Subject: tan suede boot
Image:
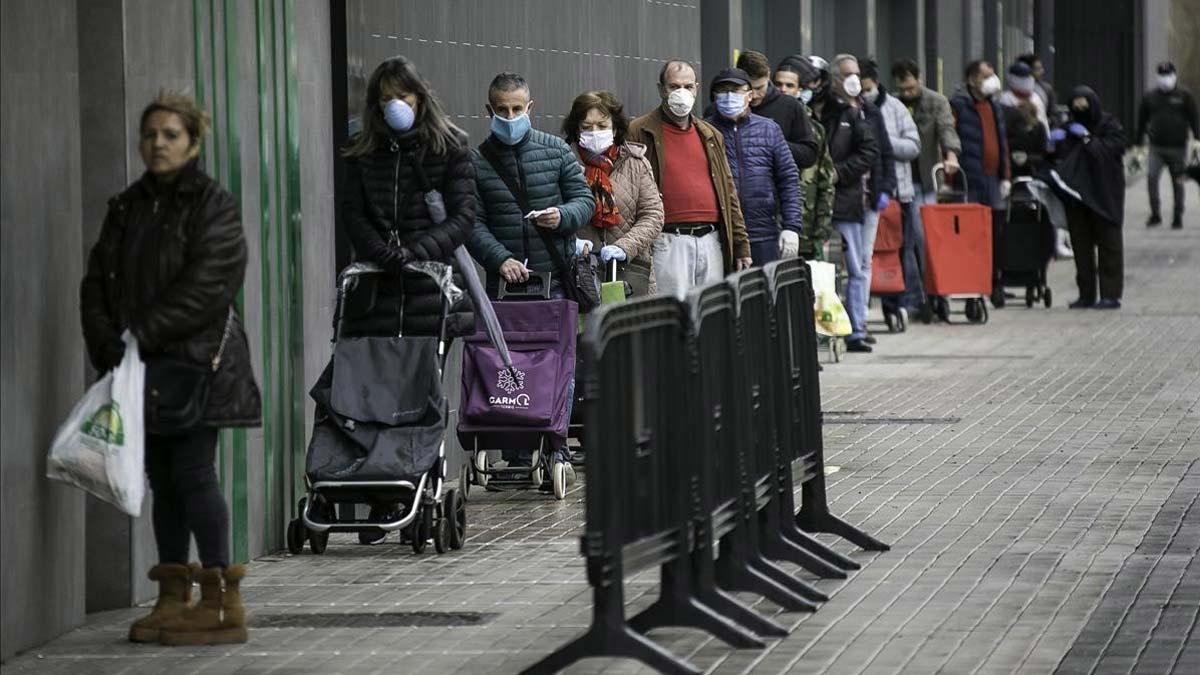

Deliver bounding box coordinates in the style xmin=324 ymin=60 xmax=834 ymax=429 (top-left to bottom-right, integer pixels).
xmin=159 ymin=564 xmax=247 ymax=646
xmin=128 ymin=563 xmax=194 ymax=643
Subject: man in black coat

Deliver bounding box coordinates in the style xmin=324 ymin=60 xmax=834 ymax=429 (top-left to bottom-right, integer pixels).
xmin=1137 ymin=61 xmax=1200 ymax=229
xmin=736 ymin=50 xmax=820 ymax=171
xmin=1049 ymin=86 xmax=1126 ymax=309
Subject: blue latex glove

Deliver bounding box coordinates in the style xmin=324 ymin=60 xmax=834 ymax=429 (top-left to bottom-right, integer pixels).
xmin=876 ymin=192 xmax=890 ymax=212
xmin=599 ymin=245 xmax=627 ymax=263
xmin=1067 ymin=122 xmax=1088 ymax=137
xmin=1049 ymin=128 xmax=1067 ymax=143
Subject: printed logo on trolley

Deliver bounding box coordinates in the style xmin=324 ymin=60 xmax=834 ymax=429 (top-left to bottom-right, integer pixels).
xmin=491 ymin=367 xmax=530 ymax=409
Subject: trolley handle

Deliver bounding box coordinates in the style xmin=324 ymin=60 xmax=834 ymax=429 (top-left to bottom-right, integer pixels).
xmin=931 ymin=162 xmax=970 ymax=204
xmin=498 ymin=269 xmax=553 ymax=300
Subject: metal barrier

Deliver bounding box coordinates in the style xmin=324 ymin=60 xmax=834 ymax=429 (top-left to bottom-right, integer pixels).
xmin=523 ymin=258 xmax=888 ymax=674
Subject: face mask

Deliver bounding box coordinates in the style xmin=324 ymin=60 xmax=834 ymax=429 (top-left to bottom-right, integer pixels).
xmin=862 ymin=87 xmax=879 ymax=103
xmin=843 ymin=74 xmax=862 ymax=97
xmin=979 ymin=74 xmax=1002 ymax=97
xmin=490 ymin=111 xmax=531 ymax=145
xmin=715 ymin=92 xmax=747 ymax=119
xmin=383 ymin=98 xmax=415 ymax=132
xmin=1158 ymin=73 xmax=1178 ymax=91
xmin=800 ymin=89 xmax=813 ymax=105
xmin=666 ymin=88 xmax=696 ymax=118
xmin=579 ymin=129 xmax=614 ymax=154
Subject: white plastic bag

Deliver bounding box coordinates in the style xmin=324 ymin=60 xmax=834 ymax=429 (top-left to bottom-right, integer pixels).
xmin=47 ymin=331 xmax=145 ymax=516
xmin=807 ymin=260 xmax=852 ymax=337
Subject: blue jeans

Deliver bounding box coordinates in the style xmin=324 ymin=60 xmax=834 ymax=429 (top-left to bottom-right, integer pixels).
xmin=883 ymin=200 xmax=925 ymax=312
xmin=834 ymin=220 xmax=867 ymax=341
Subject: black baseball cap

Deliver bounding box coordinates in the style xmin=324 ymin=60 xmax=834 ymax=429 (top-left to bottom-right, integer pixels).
xmin=1157 ymin=61 xmax=1176 ymax=75
xmin=711 ymin=68 xmax=752 ymax=88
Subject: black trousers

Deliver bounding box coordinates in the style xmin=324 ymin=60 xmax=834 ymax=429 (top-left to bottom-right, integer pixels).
xmin=145 ymin=428 xmax=230 ymax=568
xmin=1066 ymin=204 xmax=1124 ymax=302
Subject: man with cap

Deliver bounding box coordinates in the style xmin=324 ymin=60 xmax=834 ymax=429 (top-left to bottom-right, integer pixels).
xmin=628 ymin=60 xmax=752 ymax=296
xmin=1137 ymin=61 xmax=1200 ymax=229
xmin=703 ymin=67 xmax=803 ymax=267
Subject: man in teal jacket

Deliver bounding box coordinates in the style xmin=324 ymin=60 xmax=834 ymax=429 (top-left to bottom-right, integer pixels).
xmin=469 ymin=72 xmax=595 ymax=293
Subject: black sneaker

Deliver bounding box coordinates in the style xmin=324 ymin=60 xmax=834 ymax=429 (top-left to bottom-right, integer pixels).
xmin=1068 ymin=298 xmax=1094 ymax=309
xmin=1171 ymin=218 xmax=1183 ymax=230
xmin=846 ymin=339 xmax=874 ymax=353
xmin=1147 ymin=215 xmax=1162 ymax=227
xmin=358 ymin=528 xmax=387 ymax=545
xmin=1094 ymin=298 xmax=1121 ymax=310
xmin=863 ymin=334 xmax=877 ymax=344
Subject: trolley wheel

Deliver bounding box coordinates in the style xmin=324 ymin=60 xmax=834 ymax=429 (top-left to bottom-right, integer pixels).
xmin=445 ymin=488 xmax=466 ymax=550
xmin=884 ymin=309 xmax=898 ymax=333
xmin=1025 ymin=286 xmax=1036 ymax=308
xmin=459 ymin=461 xmax=471 ymax=502
xmin=552 ymin=461 xmax=568 ymax=500
xmin=286 ymin=518 xmax=305 ymax=555
xmin=1043 ymin=287 xmax=1053 ymax=308
xmin=918 ymin=301 xmax=934 ymax=324
xmin=991 ymin=287 xmax=1006 ymax=309
xmin=980 ymin=301 xmax=990 ymax=324
xmin=309 ymin=529 xmax=329 ymax=555
xmin=531 ymin=464 xmax=544 ymax=488
xmin=965 ymin=298 xmax=981 ymax=322
xmin=473 ymin=451 xmax=488 ymax=488
xmin=433 ymin=513 xmax=451 ymax=554
xmin=934 ymin=297 xmax=951 ymax=323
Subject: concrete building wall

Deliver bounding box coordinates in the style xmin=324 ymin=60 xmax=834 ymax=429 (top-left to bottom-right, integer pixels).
xmin=1 ymin=0 xmax=87 ymax=660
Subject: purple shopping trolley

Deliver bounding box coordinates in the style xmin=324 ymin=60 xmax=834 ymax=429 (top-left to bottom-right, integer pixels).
xmin=458 ymin=273 xmax=578 ymax=499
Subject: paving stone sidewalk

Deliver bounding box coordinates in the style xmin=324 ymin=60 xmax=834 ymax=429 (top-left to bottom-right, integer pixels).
xmin=3 ymin=185 xmax=1197 ymax=675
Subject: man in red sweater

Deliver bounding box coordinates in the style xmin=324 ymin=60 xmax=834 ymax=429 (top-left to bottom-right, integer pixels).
xmin=628 ymin=60 xmax=751 ymax=296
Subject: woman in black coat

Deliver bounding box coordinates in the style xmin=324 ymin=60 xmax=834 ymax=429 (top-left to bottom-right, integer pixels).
xmin=340 ymin=56 xmax=477 ymax=338
xmin=1049 ymin=86 xmax=1127 ymax=309
xmin=80 ymin=92 xmax=261 ymax=646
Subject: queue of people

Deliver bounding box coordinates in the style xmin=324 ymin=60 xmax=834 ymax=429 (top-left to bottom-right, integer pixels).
xmin=77 ymin=47 xmax=1172 ymax=647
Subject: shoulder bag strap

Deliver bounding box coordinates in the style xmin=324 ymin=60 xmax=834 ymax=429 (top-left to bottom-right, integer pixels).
xmin=478 ymin=141 xmax=572 ymax=277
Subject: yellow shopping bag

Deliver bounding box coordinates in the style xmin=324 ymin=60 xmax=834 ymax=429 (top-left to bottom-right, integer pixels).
xmin=807 ymin=260 xmax=852 ymax=337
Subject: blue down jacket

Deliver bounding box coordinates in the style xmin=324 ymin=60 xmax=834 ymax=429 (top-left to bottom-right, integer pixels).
xmin=704 ymin=111 xmax=802 ymax=242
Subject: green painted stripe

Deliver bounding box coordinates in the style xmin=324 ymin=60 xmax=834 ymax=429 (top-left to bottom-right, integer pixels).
xmin=253 ymin=0 xmax=277 ymax=544
xmin=223 ymin=0 xmax=249 ymax=565
xmin=208 ymin=0 xmax=226 ymax=495
xmin=283 ymin=0 xmax=306 ymax=514
xmin=269 ymin=0 xmax=294 ymax=516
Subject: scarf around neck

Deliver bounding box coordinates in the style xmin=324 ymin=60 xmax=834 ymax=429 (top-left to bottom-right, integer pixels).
xmin=583 ymin=144 xmax=621 ymax=229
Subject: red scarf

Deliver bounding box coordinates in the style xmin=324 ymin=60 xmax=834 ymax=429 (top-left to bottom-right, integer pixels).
xmin=583 ymin=145 xmax=621 ymax=229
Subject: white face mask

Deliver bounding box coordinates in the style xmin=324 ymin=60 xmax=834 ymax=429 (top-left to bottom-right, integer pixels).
xmin=579 ymin=129 xmax=615 ymax=154
xmin=980 ymin=74 xmax=1002 ymax=97
xmin=843 ymin=74 xmax=862 ymax=97
xmin=1158 ymin=73 xmax=1178 ymax=91
xmin=666 ymin=88 xmax=696 ymax=118
xmin=862 ymin=87 xmax=879 ymax=103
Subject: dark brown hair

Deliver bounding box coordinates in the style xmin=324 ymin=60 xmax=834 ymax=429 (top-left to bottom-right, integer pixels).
xmin=736 ymin=50 xmax=771 ymax=79
xmin=561 ymin=91 xmax=629 ymax=147
xmin=343 ymin=56 xmax=464 ymax=158
xmin=140 ymin=90 xmax=210 ymax=146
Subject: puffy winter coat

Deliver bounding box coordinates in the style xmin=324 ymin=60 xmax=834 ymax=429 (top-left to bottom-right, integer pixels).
xmin=704 ymin=111 xmax=802 ymax=242
xmin=80 ymin=161 xmax=261 ymax=427
xmin=751 ymin=85 xmax=820 ymax=170
xmin=871 ymin=88 xmax=922 ymax=202
xmin=468 ymin=129 xmax=594 ymax=290
xmin=573 ymin=142 xmax=664 ymax=296
xmin=340 ymin=129 xmax=477 ymax=337
xmin=950 ymin=90 xmax=1011 ymax=183
xmin=817 ymin=96 xmax=880 ymax=223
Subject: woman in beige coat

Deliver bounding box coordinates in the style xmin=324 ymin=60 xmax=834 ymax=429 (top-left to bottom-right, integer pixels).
xmin=563 ymin=91 xmax=664 ymax=296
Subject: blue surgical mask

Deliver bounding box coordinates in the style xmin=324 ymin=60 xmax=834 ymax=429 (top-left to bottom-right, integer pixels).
xmin=800 ymin=89 xmax=813 ymax=105
xmin=490 ymin=112 xmax=531 ymax=145
xmin=715 ymin=92 xmax=747 ymax=119
xmin=383 ymin=98 xmax=415 ymax=132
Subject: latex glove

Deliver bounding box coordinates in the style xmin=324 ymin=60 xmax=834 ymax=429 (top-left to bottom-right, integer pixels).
xmin=1050 ymin=127 xmax=1067 ymax=143
xmin=574 ymin=238 xmax=593 ymax=256
xmin=778 ymin=230 xmax=800 ymax=258
xmin=1000 ymin=180 xmax=1012 ymax=200
xmin=1067 ymin=122 xmax=1089 ymax=137
xmin=876 ymin=192 xmax=890 ymax=212
xmin=599 ymin=245 xmax=627 ymax=263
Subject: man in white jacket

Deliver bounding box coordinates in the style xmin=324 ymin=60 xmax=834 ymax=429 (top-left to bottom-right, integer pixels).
xmin=861 ymin=58 xmax=922 ymax=324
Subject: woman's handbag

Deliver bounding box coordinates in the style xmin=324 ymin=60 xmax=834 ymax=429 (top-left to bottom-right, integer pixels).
xmin=478 ymin=142 xmax=602 ymax=312
xmin=144 ymin=308 xmax=234 ymax=434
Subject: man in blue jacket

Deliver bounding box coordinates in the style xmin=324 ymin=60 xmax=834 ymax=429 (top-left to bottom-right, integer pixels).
xmin=468 ymin=72 xmax=595 ymax=293
xmin=704 ymin=68 xmax=803 ymax=266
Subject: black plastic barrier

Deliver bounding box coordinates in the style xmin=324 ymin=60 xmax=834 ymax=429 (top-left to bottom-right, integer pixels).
xmin=523 ymin=258 xmax=888 ymax=675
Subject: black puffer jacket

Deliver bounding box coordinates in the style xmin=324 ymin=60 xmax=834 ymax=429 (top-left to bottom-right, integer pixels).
xmin=80 ymin=161 xmax=262 ymax=427
xmin=340 ymin=129 xmax=476 ymax=337
xmin=816 ymin=95 xmax=880 ymax=222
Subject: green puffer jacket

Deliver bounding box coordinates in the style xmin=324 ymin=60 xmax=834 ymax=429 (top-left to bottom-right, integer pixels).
xmin=468 ymin=130 xmax=595 ymax=286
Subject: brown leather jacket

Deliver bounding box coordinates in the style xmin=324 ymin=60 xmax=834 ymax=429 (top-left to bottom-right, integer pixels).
xmin=80 ymin=161 xmax=262 ymax=428
xmin=627 ymin=108 xmax=750 ymax=272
